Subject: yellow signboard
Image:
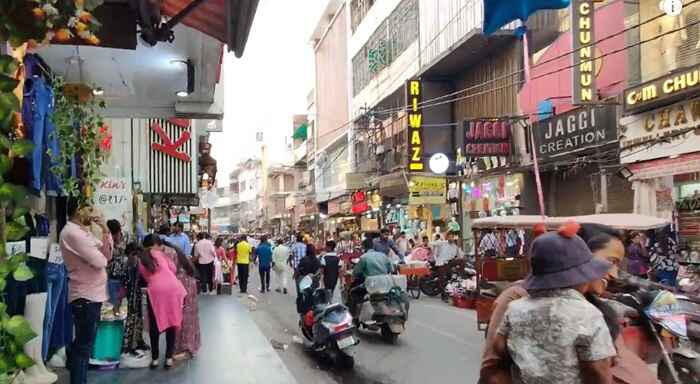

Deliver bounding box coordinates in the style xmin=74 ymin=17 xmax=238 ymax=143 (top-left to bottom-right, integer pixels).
xmin=409 ymin=176 xmax=446 ymax=205
xmin=406 ymin=79 xmax=424 ymax=171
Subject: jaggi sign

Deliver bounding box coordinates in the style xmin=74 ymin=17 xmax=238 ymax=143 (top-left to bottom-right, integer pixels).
xmin=464 ymin=119 xmax=512 ymax=156
xmin=533 ymin=105 xmax=617 ymax=160
xmin=572 ymin=0 xmax=596 ymax=104
xmin=406 ymin=79 xmax=424 ymax=171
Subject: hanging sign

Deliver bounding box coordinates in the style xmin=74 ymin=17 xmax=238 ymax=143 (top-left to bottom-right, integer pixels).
xmin=464 ymin=120 xmax=512 ymax=156
xmin=352 ymin=191 xmax=369 ymax=214
xmin=624 ymin=64 xmax=700 ymax=114
xmin=409 ymin=176 xmax=446 ymax=205
xmin=533 ymin=105 xmax=617 ymax=160
xmin=406 ymin=79 xmax=424 ymax=171
xmin=572 ymin=0 xmax=596 ymax=104
xmin=150 ymin=122 xmax=192 ymax=162
xmin=94 ymin=177 xmax=132 ymax=223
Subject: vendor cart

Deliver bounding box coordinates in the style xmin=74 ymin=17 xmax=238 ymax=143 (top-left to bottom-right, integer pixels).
xmin=399 ymin=262 xmax=430 ymax=299
xmin=473 ymin=213 xmax=670 ymax=332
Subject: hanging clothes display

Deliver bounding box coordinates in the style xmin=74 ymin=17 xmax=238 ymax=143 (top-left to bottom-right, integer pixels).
xmin=44 ymin=261 xmax=72 ymax=359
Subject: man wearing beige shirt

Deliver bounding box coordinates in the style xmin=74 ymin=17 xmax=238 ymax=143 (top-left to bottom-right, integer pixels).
xmin=60 ymin=199 xmax=113 ymax=384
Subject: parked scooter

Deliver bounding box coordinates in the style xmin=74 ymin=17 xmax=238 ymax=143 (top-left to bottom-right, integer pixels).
xmin=611 ymin=285 xmax=700 ymax=384
xmin=345 ymin=274 xmax=409 ymax=343
xmin=298 ymin=274 xmax=357 ymax=369
xmin=419 ymin=259 xmax=476 ymax=301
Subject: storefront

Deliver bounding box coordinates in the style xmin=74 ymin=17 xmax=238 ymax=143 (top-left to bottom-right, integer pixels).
xmin=621 ymin=64 xmax=700 ymax=254
xmin=407 ymin=176 xmax=447 ymax=240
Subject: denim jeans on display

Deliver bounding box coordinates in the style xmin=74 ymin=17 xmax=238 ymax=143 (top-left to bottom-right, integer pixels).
xmin=68 ymin=299 xmax=101 ymax=384
xmin=25 ymin=77 xmax=65 ymax=196
xmin=43 ymin=262 xmax=71 ymax=359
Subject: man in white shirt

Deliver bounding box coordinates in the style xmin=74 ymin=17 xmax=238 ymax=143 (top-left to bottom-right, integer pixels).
xmin=272 ymin=239 xmax=291 ymax=294
xmin=430 ymin=233 xmax=464 ymax=267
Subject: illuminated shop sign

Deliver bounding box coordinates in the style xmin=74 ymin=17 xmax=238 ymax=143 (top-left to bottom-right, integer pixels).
xmin=406 ymin=79 xmax=424 ymax=171
xmin=572 ymin=0 xmax=596 ymax=104
xmin=533 ymin=105 xmax=617 ymax=160
xmin=464 ymin=119 xmax=512 ymax=156
xmin=624 ymin=64 xmax=700 ymax=113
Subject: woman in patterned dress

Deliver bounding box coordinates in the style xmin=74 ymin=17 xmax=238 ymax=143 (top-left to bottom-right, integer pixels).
xmin=153 ymin=235 xmax=202 ymax=359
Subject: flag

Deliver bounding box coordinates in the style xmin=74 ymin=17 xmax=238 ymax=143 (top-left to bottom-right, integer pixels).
xmin=483 ymin=0 xmax=571 ymax=35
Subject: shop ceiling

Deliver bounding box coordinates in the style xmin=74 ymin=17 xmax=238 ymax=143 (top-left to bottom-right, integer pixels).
xmin=35 ymin=0 xmax=259 ymax=119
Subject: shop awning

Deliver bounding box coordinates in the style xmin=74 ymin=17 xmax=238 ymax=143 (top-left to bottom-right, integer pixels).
xmin=292 ymin=123 xmax=308 ymax=140
xmin=161 ymin=0 xmax=259 ymax=57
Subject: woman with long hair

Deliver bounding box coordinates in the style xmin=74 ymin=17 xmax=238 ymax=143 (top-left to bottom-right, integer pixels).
xmin=139 ymin=235 xmax=187 ymax=369
xmin=145 ymin=234 xmax=201 ymax=359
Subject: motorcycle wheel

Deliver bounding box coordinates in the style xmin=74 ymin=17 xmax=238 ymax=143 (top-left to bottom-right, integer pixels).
xmin=381 ymin=325 xmax=399 ymax=344
xmin=419 ymin=275 xmax=441 ymax=297
xmin=658 ymin=356 xmax=700 ymax=384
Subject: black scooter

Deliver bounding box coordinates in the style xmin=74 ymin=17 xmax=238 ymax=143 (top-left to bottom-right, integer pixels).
xmin=298 ymin=274 xmax=358 ymax=369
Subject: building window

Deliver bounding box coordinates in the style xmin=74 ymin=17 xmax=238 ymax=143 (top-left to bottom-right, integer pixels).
xmin=351 ymin=0 xmax=376 ymax=33
xmin=352 ymin=0 xmax=419 ymax=96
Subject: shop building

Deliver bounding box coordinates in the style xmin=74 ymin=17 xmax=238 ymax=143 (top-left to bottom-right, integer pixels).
xmin=619 ymin=0 xmax=700 ymax=253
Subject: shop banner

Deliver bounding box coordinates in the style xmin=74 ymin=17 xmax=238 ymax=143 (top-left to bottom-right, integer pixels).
xmin=464 ymin=120 xmax=512 ymax=157
xmin=533 ymin=105 xmax=617 ymax=160
xmin=94 ymin=177 xmax=132 ymax=224
xmin=409 ymin=176 xmax=446 ymax=205
xmin=620 ymin=97 xmax=700 ymax=164
xmin=624 ymin=64 xmax=700 ymax=114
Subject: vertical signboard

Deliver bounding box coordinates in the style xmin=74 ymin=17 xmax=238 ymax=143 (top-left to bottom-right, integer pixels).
xmin=406 ymin=79 xmax=424 ymax=171
xmin=572 ymin=0 xmax=596 ymax=104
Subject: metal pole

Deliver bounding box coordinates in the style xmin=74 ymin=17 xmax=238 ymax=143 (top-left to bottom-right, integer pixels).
xmin=600 ymin=168 xmax=608 ymax=213
xmin=457 ymin=179 xmax=464 ymax=249
xmin=207 ymin=208 xmax=211 ymax=233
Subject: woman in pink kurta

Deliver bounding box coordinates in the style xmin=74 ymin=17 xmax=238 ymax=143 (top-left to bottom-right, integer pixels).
xmin=138 ymin=237 xmax=187 ymax=369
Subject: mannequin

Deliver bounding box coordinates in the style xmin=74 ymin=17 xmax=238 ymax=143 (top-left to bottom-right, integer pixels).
xmin=22 ymin=293 xmax=58 ymax=384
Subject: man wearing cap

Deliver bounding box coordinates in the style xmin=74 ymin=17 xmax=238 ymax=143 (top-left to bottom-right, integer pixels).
xmin=482 ymin=223 xmax=617 ymax=384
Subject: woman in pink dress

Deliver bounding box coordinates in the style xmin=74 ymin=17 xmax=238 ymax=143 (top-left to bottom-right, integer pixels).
xmin=148 ymin=234 xmax=201 ymax=359
xmin=138 ymin=236 xmax=187 ymax=369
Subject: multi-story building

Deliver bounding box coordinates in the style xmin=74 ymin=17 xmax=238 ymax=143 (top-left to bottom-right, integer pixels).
xmin=263 ymin=166 xmax=297 ymax=235
xmin=237 ymin=158 xmax=264 ymax=232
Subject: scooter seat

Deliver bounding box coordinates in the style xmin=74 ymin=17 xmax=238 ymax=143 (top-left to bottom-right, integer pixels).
xmin=313 ymin=303 xmax=346 ymax=320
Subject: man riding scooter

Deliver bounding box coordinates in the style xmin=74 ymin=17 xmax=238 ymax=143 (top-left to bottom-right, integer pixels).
xmin=347 ymin=235 xmax=393 ymax=318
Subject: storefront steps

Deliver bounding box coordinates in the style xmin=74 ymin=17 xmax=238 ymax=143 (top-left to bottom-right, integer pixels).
xmin=56 ymin=295 xmax=298 ymax=384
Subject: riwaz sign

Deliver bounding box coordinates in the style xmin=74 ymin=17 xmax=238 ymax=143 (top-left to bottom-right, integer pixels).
xmin=406 ymin=79 xmax=424 ymax=171
xmin=572 ymin=0 xmax=596 ymax=104
xmin=533 ymin=105 xmax=617 ymax=160
xmin=624 ymin=64 xmax=700 ymax=113
xmin=620 ymin=97 xmax=700 ymax=164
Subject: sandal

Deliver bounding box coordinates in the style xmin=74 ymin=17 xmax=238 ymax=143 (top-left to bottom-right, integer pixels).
xmin=165 ymin=358 xmax=174 ymax=369
xmin=150 ymin=359 xmax=159 ymax=369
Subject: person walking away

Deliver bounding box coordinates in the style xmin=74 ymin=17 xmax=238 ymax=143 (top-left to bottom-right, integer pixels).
xmin=295 ymin=244 xmax=321 ymax=314
xmin=193 ymin=233 xmax=216 ymax=294
xmin=272 ymin=239 xmax=290 ymax=294
xmin=482 ymin=223 xmax=617 ymax=384
xmin=236 ymin=235 xmax=253 ymax=294
xmin=138 ymin=243 xmax=187 ymax=369
xmin=146 ymin=235 xmax=201 ymax=360
xmin=226 ymin=240 xmax=237 ymax=285
xmin=290 ymin=234 xmax=307 ymax=293
xmin=627 ymin=231 xmax=650 ymax=278
xmin=396 ymin=232 xmax=410 ymax=256
xmin=373 ymin=228 xmax=405 ymax=262
xmin=106 ymin=219 xmax=129 ymax=319
xmin=321 ymin=240 xmax=342 ymax=296
xmin=60 ymin=200 xmax=113 ymax=384
xmin=167 ymin=222 xmax=192 ymax=257
xmin=254 ymin=236 xmax=273 ymax=293
xmin=348 ymin=238 xmax=393 ymax=317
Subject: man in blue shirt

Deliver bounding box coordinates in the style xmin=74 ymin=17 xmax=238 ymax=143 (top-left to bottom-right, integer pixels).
xmin=290 ymin=234 xmax=307 ymax=272
xmin=167 ymin=222 xmax=192 ymax=257
xmin=254 ymin=235 xmax=274 ymax=293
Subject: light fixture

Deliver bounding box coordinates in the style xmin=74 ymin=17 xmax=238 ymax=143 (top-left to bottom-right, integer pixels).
xmin=176 ymin=90 xmax=189 ymax=98
xmin=92 ymin=87 xmax=104 ymax=96
xmin=174 ymin=59 xmax=195 ymax=98
xmin=616 ymin=166 xmax=633 ymax=180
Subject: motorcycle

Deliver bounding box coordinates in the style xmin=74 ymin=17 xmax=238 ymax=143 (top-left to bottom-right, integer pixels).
xmin=298 ymin=274 xmax=357 ymax=369
xmin=610 ymin=283 xmax=700 ymax=384
xmin=419 ymin=259 xmax=476 ymax=301
xmin=345 ymin=274 xmax=409 ymax=344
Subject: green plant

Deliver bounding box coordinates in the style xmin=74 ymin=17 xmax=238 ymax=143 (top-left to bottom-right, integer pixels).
xmin=0 ymin=54 xmax=38 ymax=384
xmin=50 ymin=74 xmax=107 ymax=204
xmin=0 ymin=0 xmax=104 ymax=48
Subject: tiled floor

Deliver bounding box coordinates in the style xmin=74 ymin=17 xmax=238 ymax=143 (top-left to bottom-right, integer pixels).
xmin=57 ymin=295 xmax=297 ymax=384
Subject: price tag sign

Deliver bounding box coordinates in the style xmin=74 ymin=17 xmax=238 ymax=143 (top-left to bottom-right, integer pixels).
xmin=6 ymin=241 xmax=26 ymax=256
xmin=48 ymin=244 xmax=63 ymax=265
xmin=30 ymin=237 xmax=49 ymax=260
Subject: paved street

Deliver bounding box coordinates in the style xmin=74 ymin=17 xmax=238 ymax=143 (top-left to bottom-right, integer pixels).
xmin=244 ymin=271 xmax=484 ymax=384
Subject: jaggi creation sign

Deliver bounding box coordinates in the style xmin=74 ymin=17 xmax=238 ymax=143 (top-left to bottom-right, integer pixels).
xmin=464 ymin=119 xmax=512 ymax=156
xmin=406 ymin=79 xmax=424 ymax=171
xmin=533 ymin=105 xmax=617 ymax=160
xmin=572 ymin=0 xmax=596 ymax=104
